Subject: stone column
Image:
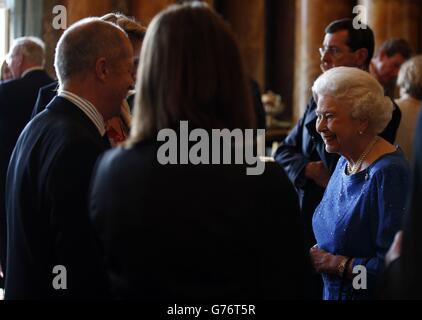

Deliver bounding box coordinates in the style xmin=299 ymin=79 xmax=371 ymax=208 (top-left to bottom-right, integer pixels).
xmin=359 ymin=0 xmax=421 ymax=53
xmin=293 ymin=0 xmax=354 ymax=122
xmin=218 ymin=0 xmax=266 ymax=90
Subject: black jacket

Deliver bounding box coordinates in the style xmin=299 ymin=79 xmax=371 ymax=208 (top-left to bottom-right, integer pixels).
xmin=31 ymin=80 xmax=59 ymax=119
xmin=0 ymin=70 xmax=54 ymax=277
xmin=5 ymin=96 xmax=110 ymax=299
xmin=380 ymin=108 xmax=422 ymax=299
xmin=90 ymin=140 xmax=311 ymax=300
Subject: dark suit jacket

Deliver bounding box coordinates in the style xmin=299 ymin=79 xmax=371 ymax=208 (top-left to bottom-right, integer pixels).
xmin=90 ymin=140 xmax=312 ymax=300
xmin=5 ymin=96 xmax=110 ymax=299
xmin=274 ymin=97 xmax=339 ymax=249
xmin=0 ymin=70 xmax=54 ymax=277
xmin=31 ymin=81 xmax=59 ymax=119
xmin=379 ymin=108 xmax=422 ymax=299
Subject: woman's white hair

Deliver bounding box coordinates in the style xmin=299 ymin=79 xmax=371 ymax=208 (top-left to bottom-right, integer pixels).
xmin=312 ymin=66 xmax=393 ymax=134
xmin=397 ymin=55 xmax=422 ymax=100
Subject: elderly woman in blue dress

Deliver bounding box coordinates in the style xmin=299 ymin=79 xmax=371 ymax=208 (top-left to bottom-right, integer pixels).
xmin=309 ymin=66 xmax=410 ymax=300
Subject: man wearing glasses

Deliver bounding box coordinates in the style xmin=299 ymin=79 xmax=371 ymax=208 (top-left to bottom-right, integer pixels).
xmin=274 ymin=18 xmax=401 ymax=299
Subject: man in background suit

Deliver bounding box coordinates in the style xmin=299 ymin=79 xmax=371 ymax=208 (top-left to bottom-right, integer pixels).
xmin=5 ymin=18 xmax=134 ymax=299
xmin=0 ymin=37 xmax=54 ymax=284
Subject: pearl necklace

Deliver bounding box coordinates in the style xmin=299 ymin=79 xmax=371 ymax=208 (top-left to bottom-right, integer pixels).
xmin=347 ymin=136 xmax=379 ymax=175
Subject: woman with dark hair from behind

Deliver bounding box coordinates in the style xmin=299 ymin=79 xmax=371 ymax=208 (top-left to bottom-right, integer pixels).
xmin=89 ymin=2 xmax=310 ymax=300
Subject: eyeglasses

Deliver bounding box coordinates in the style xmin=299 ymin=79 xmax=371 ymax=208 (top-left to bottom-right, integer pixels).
xmin=319 ymin=46 xmax=351 ymax=58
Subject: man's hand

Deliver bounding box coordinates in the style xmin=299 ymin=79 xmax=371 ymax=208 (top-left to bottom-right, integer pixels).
xmin=386 ymin=231 xmax=403 ymax=267
xmin=304 ymin=161 xmax=330 ymax=187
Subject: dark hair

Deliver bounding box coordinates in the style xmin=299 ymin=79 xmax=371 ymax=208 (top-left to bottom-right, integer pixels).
xmin=325 ymin=18 xmax=374 ymax=68
xmin=128 ymin=2 xmax=255 ymax=143
xmin=378 ymin=38 xmax=412 ymax=60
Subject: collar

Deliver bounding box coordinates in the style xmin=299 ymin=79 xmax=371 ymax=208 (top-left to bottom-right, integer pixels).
xmin=58 ymin=90 xmax=106 ymax=136
xmin=21 ymin=66 xmax=44 ymax=78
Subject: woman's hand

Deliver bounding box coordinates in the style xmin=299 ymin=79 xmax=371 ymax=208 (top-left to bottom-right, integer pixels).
xmin=385 ymin=231 xmax=403 ymax=267
xmin=310 ymin=245 xmax=345 ymax=276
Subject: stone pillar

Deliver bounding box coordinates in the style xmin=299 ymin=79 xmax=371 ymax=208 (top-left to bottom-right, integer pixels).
xmin=359 ymin=0 xmax=422 ymax=53
xmin=293 ymin=0 xmax=354 ymax=123
xmin=218 ymin=0 xmax=266 ymax=90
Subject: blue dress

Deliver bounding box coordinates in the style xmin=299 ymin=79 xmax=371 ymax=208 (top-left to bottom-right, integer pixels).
xmin=312 ymin=149 xmax=410 ymax=300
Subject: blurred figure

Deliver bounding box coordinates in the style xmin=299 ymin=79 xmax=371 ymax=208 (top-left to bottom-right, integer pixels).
xmin=310 ymin=67 xmax=410 ymax=300
xmin=395 ymin=55 xmax=422 ymax=161
xmin=381 ymin=111 xmax=422 ymax=299
xmin=0 ymin=60 xmax=13 ymax=82
xmin=31 ymin=13 xmax=146 ymax=147
xmin=5 ymin=18 xmax=134 ymax=299
xmin=370 ymin=38 xmax=412 ymax=99
xmin=100 ymin=13 xmax=146 ymax=146
xmin=90 ymin=2 xmax=310 ymax=300
xmin=0 ymin=37 xmax=54 ymax=281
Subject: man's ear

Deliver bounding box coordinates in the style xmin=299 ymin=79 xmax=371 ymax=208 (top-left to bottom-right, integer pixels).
xmin=95 ymin=57 xmax=108 ymax=82
xmin=15 ymin=53 xmax=23 ymax=66
xmin=355 ymin=48 xmax=368 ymax=68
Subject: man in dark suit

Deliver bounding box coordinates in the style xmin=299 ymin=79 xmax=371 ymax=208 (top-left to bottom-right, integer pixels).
xmin=5 ymin=18 xmax=134 ymax=299
xmin=0 ymin=37 xmax=54 ymax=283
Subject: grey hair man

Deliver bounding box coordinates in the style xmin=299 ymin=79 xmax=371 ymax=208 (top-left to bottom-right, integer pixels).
xmin=370 ymin=38 xmax=412 ymax=99
xmin=0 ymin=37 xmax=54 ymax=282
xmin=6 ymin=36 xmax=46 ymax=79
xmin=4 ymin=17 xmax=134 ymax=299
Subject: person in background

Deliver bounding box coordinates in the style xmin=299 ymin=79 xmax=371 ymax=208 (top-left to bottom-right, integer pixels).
xmin=90 ymin=2 xmax=310 ymax=300
xmin=394 ymin=55 xmax=422 ymax=161
xmin=310 ymin=67 xmax=410 ymax=300
xmin=370 ymin=38 xmax=412 ymax=99
xmin=0 ymin=60 xmax=13 ymax=82
xmin=31 ymin=13 xmax=146 ymax=147
xmin=5 ymin=18 xmax=134 ymax=299
xmin=381 ymin=111 xmax=422 ymax=300
xmin=0 ymin=37 xmax=54 ymax=283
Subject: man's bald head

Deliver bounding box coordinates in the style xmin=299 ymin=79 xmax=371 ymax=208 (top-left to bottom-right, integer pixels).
xmin=54 ymin=17 xmax=132 ymax=85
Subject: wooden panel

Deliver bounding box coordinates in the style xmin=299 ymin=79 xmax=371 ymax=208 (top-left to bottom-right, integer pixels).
xmin=266 ymin=0 xmax=295 ymax=120
xmin=217 ymin=0 xmax=266 ymax=90
xmin=359 ymin=0 xmax=422 ymax=53
xmin=67 ymin=0 xmax=114 ymax=25
xmin=129 ymin=0 xmax=176 ymax=25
